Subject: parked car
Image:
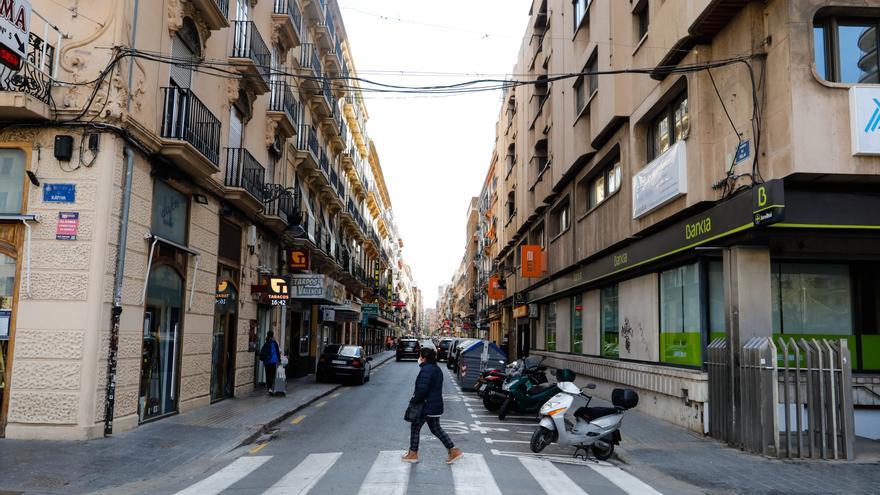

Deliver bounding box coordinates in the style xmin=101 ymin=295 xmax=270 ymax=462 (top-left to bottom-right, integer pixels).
xmin=447 ymin=338 xmax=475 ymax=371
xmin=396 ymin=338 xmax=421 ymax=361
xmin=437 ymin=338 xmax=454 ymax=362
xmin=316 ymin=345 xmax=372 ymax=385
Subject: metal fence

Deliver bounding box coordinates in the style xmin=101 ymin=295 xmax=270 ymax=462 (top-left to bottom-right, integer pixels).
xmin=707 ymin=337 xmax=855 ymax=460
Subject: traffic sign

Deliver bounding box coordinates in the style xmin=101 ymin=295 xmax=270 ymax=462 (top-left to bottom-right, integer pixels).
xmin=0 ymin=0 xmax=31 ymax=70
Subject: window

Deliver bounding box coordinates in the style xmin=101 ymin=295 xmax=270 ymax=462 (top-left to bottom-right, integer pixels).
xmin=571 ymin=295 xmax=583 ymax=354
xmin=573 ymin=0 xmax=591 ymax=32
xmin=813 ymin=16 xmax=880 ymax=83
xmin=533 ymin=224 xmax=545 ymax=250
xmin=649 ymin=92 xmax=689 ymax=161
xmin=506 ymin=190 xmax=516 ymax=221
xmin=660 ymin=263 xmax=702 ymax=367
xmin=771 ymin=263 xmax=853 ymax=337
xmin=545 ymin=302 xmax=557 ymax=351
xmin=600 ymin=286 xmax=619 ymax=357
xmin=634 ymin=0 xmax=649 ymax=41
xmin=549 ymin=198 xmax=570 ymax=238
xmin=588 ymin=159 xmax=621 ymax=209
xmin=587 ymin=52 xmax=598 ymax=96
xmin=708 ymin=261 xmax=726 ymax=342
xmin=575 ymin=54 xmax=598 ymax=115
xmin=0 ymin=149 xmax=25 ymax=214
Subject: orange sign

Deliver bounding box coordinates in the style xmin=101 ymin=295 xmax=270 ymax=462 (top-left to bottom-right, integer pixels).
xmin=287 ymin=249 xmax=310 ymax=271
xmin=488 ymin=275 xmax=506 ymax=300
xmin=521 ymin=245 xmax=546 ymax=278
xmin=513 ymin=305 xmax=529 ymax=318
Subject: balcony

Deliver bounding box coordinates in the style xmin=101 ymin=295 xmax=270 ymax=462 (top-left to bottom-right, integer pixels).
xmin=230 ymin=21 xmax=271 ymax=94
xmin=295 ymin=124 xmax=320 ymax=173
xmin=268 ymin=81 xmax=301 ymax=138
xmin=299 ymin=43 xmax=323 ymax=92
xmin=272 ymin=0 xmax=303 ymax=51
xmin=325 ymin=36 xmax=343 ymax=73
xmin=316 ymin=5 xmax=337 ymax=49
xmin=261 ymin=184 xmax=298 ymax=232
xmin=159 ymin=87 xmax=222 ymax=178
xmin=224 ymin=148 xmax=266 ymax=214
xmin=192 ymin=0 xmax=230 ymax=30
xmin=302 ymin=0 xmax=326 ymax=25
xmin=312 ymin=79 xmax=335 ymax=118
xmin=0 ymin=33 xmax=54 ymax=121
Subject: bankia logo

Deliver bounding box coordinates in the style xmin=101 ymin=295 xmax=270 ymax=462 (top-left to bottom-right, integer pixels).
xmin=865 ymin=98 xmax=880 ymax=134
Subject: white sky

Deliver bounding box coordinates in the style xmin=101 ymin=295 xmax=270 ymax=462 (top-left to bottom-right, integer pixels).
xmin=337 ymin=0 xmax=532 ymax=308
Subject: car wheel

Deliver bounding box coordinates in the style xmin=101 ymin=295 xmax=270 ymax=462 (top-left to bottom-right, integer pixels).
xmin=356 ymin=372 xmax=366 ymax=386
xmin=396 ymin=356 xmax=401 ymax=362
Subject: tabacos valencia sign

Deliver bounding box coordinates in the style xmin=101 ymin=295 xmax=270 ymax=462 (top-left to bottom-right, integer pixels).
xmin=0 ymin=0 xmax=31 ymax=70
xmin=850 ymin=87 xmax=880 ymax=156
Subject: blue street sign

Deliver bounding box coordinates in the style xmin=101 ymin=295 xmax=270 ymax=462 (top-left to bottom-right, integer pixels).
xmin=734 ymin=140 xmax=751 ymax=164
xmin=43 ymin=183 xmax=76 ymax=203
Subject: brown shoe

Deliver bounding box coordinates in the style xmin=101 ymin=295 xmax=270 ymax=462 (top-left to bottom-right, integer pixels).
xmin=446 ymin=447 xmax=464 ymax=464
xmin=401 ymin=450 xmax=419 ymax=463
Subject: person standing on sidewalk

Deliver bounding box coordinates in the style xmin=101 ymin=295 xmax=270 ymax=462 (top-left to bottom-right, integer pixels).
xmin=259 ymin=331 xmax=281 ymax=395
xmin=402 ymin=347 xmax=463 ymax=464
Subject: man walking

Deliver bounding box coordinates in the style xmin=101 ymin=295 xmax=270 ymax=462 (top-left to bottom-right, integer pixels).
xmin=259 ymin=331 xmax=281 ymax=395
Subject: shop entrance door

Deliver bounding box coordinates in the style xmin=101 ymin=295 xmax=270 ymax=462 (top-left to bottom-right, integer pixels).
xmin=517 ymin=321 xmax=531 ymax=359
xmin=0 ymin=251 xmax=18 ymax=433
xmin=140 ymin=265 xmax=184 ymax=422
xmin=211 ymin=279 xmax=239 ymax=402
xmin=254 ymin=306 xmax=272 ymax=388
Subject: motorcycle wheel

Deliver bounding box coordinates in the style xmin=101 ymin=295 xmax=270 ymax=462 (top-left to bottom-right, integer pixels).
xmin=591 ymin=437 xmax=615 ymax=460
xmin=482 ymin=396 xmax=503 ymax=412
xmin=498 ymin=396 xmax=513 ymax=420
xmin=530 ymin=427 xmax=554 ymax=453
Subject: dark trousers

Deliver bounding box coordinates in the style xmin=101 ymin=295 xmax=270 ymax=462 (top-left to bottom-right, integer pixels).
xmin=265 ymin=363 xmax=277 ymax=391
xmin=410 ymin=416 xmax=454 ymax=452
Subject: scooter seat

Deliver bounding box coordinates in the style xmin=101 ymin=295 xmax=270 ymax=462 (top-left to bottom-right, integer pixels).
xmin=574 ymin=406 xmax=618 ymax=421
xmin=526 ymin=383 xmax=555 ymax=396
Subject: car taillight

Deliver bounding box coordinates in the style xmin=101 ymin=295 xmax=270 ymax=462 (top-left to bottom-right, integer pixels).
xmin=351 ymin=359 xmax=361 ymax=367
xmin=319 ymin=356 xmax=327 ymax=363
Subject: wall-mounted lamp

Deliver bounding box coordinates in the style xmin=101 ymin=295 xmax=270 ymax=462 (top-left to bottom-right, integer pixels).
xmin=193 ymin=194 xmax=209 ymax=205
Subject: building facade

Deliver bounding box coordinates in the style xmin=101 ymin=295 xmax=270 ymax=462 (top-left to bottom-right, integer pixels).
xmin=0 ymin=0 xmax=409 ymax=440
xmin=452 ymin=0 xmax=880 ymax=434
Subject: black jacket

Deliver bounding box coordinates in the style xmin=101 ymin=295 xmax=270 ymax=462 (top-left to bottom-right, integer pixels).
xmin=411 ymin=361 xmax=444 ymax=416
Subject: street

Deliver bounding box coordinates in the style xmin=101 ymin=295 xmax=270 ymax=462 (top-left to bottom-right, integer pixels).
xmin=137 ymin=359 xmax=682 ymax=495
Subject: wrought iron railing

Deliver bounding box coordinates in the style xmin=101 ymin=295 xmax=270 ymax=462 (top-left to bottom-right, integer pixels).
xmin=322 ymin=80 xmax=334 ymax=109
xmin=161 ymin=87 xmax=222 ymax=165
xmin=300 ymin=43 xmax=323 ymax=80
xmin=213 ymin=0 xmax=229 ymax=17
xmin=297 ymin=124 xmax=320 ymax=158
xmin=231 ymin=21 xmax=271 ymax=86
xmin=318 ymin=148 xmax=330 ymax=175
xmin=273 ymin=0 xmax=302 ymax=39
xmin=269 ymin=81 xmax=299 ymax=127
xmin=0 ymin=33 xmax=54 ymax=106
xmin=225 ymin=148 xmax=266 ymax=201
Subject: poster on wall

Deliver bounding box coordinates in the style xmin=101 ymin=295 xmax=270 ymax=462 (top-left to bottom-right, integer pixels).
xmin=56 ymin=212 xmax=79 ymax=240
xmin=0 ymin=309 xmax=11 ymax=340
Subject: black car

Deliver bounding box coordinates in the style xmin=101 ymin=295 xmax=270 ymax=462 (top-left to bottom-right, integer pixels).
xmin=437 ymin=338 xmax=453 ymax=362
xmin=316 ymin=345 xmax=372 ymax=385
xmin=396 ymin=338 xmax=421 ymax=361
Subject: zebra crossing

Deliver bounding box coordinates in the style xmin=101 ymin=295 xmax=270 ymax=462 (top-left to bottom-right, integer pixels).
xmin=172 ymin=449 xmax=662 ymax=495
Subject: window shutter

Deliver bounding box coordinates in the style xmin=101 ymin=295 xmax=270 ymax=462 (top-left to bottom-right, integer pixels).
xmin=170 ymin=35 xmax=194 ymax=89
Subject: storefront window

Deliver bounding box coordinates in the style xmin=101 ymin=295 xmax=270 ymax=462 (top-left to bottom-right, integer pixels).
xmin=600 ymin=286 xmax=619 ymax=357
xmin=0 ymin=252 xmax=16 ymax=423
xmin=544 ymin=302 xmax=556 ymax=351
xmin=0 ymin=149 xmax=25 ymax=214
xmin=709 ymin=261 xmax=726 ymax=341
xmin=660 ymin=263 xmax=702 ymax=366
xmin=571 ymin=295 xmax=582 ymax=354
xmin=140 ymin=264 xmax=184 ymax=421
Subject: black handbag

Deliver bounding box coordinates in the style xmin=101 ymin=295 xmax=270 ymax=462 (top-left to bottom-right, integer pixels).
xmin=404 ymin=400 xmax=425 ymax=423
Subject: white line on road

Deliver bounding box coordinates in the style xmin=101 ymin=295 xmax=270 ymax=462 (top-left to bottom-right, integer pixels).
xmin=484 ymin=438 xmax=529 ymax=444
xmin=174 ymin=456 xmax=271 ymax=495
xmin=474 ymin=420 xmax=537 ymax=427
xmin=262 ymin=452 xmax=341 ymax=495
xmin=470 ymin=414 xmax=536 ymax=419
xmin=519 ymin=457 xmax=588 ymax=495
xmin=357 ymin=451 xmax=410 ymax=495
xmin=587 ymin=463 xmax=663 ymax=495
xmin=451 ymin=454 xmax=502 ymax=495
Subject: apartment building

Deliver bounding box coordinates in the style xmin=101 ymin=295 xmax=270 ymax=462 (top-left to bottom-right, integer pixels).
xmin=0 ymin=0 xmax=408 ymax=440
xmin=462 ymin=0 xmax=880 ymax=433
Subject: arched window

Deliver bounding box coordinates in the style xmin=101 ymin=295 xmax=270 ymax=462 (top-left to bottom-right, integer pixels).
xmin=0 ymin=149 xmax=25 ymax=214
xmin=170 ymin=19 xmax=202 ymax=89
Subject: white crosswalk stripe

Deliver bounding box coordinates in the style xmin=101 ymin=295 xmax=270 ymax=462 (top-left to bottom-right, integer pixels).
xmin=173 ymin=456 xmax=271 ymax=495
xmin=519 ymin=456 xmax=589 ymax=495
xmin=451 ymin=453 xmax=502 ymax=495
xmin=357 ymin=450 xmax=411 ymax=495
xmin=262 ymin=452 xmax=341 ymax=495
xmin=587 ymin=462 xmax=663 ymax=495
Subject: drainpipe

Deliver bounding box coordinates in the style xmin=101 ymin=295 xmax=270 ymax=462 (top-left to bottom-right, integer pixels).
xmin=104 ymin=0 xmax=139 ymax=436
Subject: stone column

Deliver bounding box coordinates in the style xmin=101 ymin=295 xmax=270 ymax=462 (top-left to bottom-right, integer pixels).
xmin=723 ymin=245 xmax=773 ymax=446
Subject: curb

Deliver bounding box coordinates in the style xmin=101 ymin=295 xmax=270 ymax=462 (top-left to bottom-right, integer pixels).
xmin=235 ymin=352 xmax=397 ymax=449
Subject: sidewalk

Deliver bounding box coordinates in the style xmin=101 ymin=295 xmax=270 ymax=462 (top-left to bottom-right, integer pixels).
xmin=565 ymin=371 xmax=880 ymax=495
xmin=0 ymin=350 xmax=396 ymax=495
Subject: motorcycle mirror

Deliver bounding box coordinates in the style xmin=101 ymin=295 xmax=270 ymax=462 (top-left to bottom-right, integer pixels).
xmin=585 ymin=383 xmax=597 ymax=390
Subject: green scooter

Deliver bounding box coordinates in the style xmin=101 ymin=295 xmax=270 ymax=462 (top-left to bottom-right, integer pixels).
xmin=493 ymin=366 xmax=576 ymax=420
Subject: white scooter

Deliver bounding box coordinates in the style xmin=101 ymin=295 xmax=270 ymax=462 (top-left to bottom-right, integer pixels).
xmin=530 ymin=382 xmax=639 ymax=461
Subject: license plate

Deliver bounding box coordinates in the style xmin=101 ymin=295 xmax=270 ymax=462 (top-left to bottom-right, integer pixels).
xmin=332 ymin=360 xmax=346 ymax=365
xmin=479 ymin=383 xmax=488 ymax=392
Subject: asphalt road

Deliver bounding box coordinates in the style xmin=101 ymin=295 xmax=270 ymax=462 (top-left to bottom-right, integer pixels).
xmin=147 ymin=358 xmax=688 ymax=494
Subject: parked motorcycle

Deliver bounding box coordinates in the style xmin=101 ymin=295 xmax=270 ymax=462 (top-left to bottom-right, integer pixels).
xmin=492 ymin=365 xmax=574 ymax=420
xmin=530 ymin=382 xmax=639 ymax=461
xmin=477 ymin=357 xmax=549 ymax=412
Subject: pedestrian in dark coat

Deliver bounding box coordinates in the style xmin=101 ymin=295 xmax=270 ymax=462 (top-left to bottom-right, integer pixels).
xmin=259 ymin=331 xmax=281 ymax=394
xmin=402 ymin=348 xmax=464 ymax=464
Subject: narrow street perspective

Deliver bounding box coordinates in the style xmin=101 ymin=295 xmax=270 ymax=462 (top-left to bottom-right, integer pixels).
xmin=0 ymin=0 xmax=879 ymax=494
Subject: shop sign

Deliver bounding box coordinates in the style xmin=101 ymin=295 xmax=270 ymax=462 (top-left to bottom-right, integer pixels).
xmin=0 ymin=0 xmax=31 ymax=70
xmin=513 ymin=292 xmax=527 ymax=306
xmin=849 ymin=86 xmax=880 ymax=156
xmin=321 ymin=308 xmax=336 ymax=322
xmin=43 ymin=183 xmax=75 ymax=203
xmin=529 ymin=303 xmax=539 ymax=319
xmin=215 ymin=280 xmax=233 ymax=305
xmin=488 ymin=275 xmax=506 ymax=300
xmin=267 ymin=276 xmax=289 ymax=306
xmin=287 ymin=249 xmax=310 ymax=271
xmin=752 ymin=180 xmax=785 ymax=226
xmin=151 ymin=181 xmax=188 ymax=245
xmin=362 ymin=303 xmax=379 ymax=316
xmin=55 ymin=212 xmax=79 ymax=240
xmin=632 ymin=140 xmax=688 ymax=219
xmin=521 ymin=245 xmax=545 ymax=278
xmin=513 ymin=305 xmax=529 ymax=318
xmin=0 ymin=308 xmax=10 ymax=340
xmin=288 ymin=274 xmax=326 ymax=298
